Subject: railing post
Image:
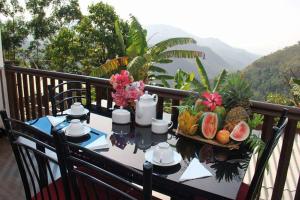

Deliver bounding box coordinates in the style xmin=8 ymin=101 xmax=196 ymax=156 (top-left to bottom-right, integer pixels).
xmin=0 ymin=30 xmax=10 ymax=129
xmin=271 ymin=119 xmax=298 ymax=200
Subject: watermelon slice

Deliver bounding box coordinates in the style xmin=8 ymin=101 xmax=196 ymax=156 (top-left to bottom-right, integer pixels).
xmin=230 ymin=121 xmax=250 ymax=141
xmin=199 ymin=112 xmax=219 ymax=139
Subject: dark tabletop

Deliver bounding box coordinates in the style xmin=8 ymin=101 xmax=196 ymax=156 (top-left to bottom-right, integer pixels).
xmin=30 ymin=113 xmax=252 ymax=200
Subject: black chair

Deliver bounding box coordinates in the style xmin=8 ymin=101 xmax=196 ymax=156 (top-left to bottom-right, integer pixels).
xmin=236 ymin=109 xmax=289 ymax=200
xmin=48 ymin=81 xmax=91 ymax=123
xmin=53 ymin=130 xmax=154 ymax=200
xmin=0 ymin=110 xmax=66 ymax=200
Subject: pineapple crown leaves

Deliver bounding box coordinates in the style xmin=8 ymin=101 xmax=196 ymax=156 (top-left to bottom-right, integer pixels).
xmin=247 ymin=114 xmax=264 ymax=130
xmin=221 ymin=74 xmax=253 ymax=109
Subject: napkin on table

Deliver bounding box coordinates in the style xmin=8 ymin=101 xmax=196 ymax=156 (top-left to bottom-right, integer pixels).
xmin=47 ymin=116 xmax=66 ymax=127
xmin=85 ymin=135 xmax=110 ymax=150
xmin=179 ymin=158 xmax=212 ymax=182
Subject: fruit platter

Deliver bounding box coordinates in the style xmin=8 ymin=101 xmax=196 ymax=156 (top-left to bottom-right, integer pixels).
xmin=175 ymin=75 xmax=259 ymax=150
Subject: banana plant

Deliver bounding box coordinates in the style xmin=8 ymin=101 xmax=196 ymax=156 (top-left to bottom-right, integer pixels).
xmin=92 ymin=15 xmax=204 ymax=86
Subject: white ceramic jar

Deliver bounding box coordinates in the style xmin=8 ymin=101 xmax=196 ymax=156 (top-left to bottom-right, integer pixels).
xmin=112 ymin=107 xmax=131 ymax=124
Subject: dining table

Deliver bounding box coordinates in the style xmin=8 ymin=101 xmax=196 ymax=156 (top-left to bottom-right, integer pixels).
xmin=28 ymin=112 xmax=252 ymax=200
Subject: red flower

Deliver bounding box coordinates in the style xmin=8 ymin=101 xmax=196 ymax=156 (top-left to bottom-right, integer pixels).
xmin=202 ymin=92 xmax=222 ymax=111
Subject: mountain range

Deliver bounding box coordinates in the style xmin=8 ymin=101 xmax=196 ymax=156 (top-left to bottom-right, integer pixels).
xmin=146 ymin=24 xmax=260 ymax=78
xmin=243 ymin=42 xmax=300 ymax=100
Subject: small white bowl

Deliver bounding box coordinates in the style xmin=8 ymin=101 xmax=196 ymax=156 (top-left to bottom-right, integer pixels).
xmin=112 ymin=107 xmax=131 ymax=124
xmin=152 ymin=142 xmax=174 ymax=164
xmin=70 ymin=102 xmax=85 ymax=115
xmin=151 ymin=119 xmax=173 ymax=134
xmin=66 ymin=119 xmax=85 ymax=136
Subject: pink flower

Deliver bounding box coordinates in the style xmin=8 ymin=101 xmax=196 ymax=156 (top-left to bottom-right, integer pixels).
xmin=110 ymin=70 xmax=144 ymax=107
xmin=202 ymin=92 xmax=222 ymax=111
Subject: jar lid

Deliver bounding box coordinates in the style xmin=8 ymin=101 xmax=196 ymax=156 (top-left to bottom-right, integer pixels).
xmin=112 ymin=108 xmax=130 ymax=116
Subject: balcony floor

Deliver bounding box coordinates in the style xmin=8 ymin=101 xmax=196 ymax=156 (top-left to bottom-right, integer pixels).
xmin=0 ymin=131 xmax=299 ymax=200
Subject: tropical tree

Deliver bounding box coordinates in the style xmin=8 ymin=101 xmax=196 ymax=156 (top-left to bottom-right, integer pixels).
xmin=92 ymin=16 xmax=204 ymax=85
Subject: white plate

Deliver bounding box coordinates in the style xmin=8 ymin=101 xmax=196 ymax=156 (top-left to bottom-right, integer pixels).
xmin=64 ymin=125 xmax=91 ymax=137
xmin=145 ymin=150 xmax=182 ymax=167
xmin=64 ymin=108 xmax=89 ymax=117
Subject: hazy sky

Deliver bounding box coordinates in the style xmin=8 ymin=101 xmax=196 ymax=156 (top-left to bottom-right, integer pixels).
xmin=79 ymin=0 xmax=300 ymax=55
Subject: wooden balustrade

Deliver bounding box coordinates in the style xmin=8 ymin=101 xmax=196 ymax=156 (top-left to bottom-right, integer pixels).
xmin=3 ymin=63 xmax=300 ymax=200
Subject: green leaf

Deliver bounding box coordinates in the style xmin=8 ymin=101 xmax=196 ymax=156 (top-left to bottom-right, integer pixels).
xmin=196 ymin=57 xmax=211 ymax=91
xmin=159 ymin=50 xmax=204 ymax=59
xmin=212 ymin=69 xmax=227 ymax=92
xmin=161 ymin=79 xmax=171 ymax=88
xmin=149 ymin=65 xmax=166 ymax=73
xmin=156 ymin=58 xmax=173 ymax=63
xmin=127 ymin=56 xmax=147 ymax=80
xmin=126 ymin=15 xmax=147 ymax=57
xmin=153 ymin=37 xmax=196 ymax=53
xmin=114 ymin=19 xmax=125 ymax=56
xmin=247 ymin=114 xmax=264 ymax=129
xmin=292 ymin=78 xmax=300 ymax=85
xmin=155 ymin=74 xmax=174 ymax=80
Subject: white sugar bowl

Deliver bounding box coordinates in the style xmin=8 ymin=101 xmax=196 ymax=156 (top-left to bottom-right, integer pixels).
xmin=151 ymin=118 xmax=173 ymax=134
xmin=112 ymin=107 xmax=131 ymax=124
xmin=153 ymin=142 xmax=174 ymax=164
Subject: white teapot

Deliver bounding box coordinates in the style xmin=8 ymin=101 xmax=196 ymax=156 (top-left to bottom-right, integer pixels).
xmin=135 ymin=91 xmax=158 ymax=126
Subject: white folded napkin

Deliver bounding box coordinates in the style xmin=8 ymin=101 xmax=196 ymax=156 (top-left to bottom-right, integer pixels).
xmin=179 ymin=158 xmax=212 ymax=182
xmin=85 ymin=136 xmax=110 ymax=150
xmin=47 ymin=116 xmax=66 ymax=127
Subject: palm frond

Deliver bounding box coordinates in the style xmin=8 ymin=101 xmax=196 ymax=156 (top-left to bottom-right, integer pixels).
xmin=195 ymin=57 xmax=211 ymax=91
xmin=212 ymin=69 xmax=228 ymax=92
xmin=161 ymin=79 xmax=171 ymax=87
xmin=114 ymin=19 xmax=125 ymax=56
xmin=155 ymin=74 xmax=174 ymax=80
xmin=159 ymin=50 xmax=204 ymax=59
xmin=91 ymin=57 xmax=128 ymax=77
xmin=127 ymin=56 xmax=147 ymax=80
xmin=156 ymin=58 xmax=173 ymax=63
xmin=126 ymin=15 xmax=147 ymax=57
xmin=153 ymin=37 xmax=196 ymax=53
xmin=149 ymin=65 xmax=166 ymax=73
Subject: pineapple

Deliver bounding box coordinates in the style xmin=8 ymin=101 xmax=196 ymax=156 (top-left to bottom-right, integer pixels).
xmin=178 ymin=106 xmax=202 ymax=135
xmin=221 ymin=74 xmax=253 ymax=114
xmin=224 ymin=106 xmax=249 ymax=132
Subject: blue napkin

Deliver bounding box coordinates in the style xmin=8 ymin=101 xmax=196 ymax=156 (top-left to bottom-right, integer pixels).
xmin=26 ymin=116 xmax=106 ymax=147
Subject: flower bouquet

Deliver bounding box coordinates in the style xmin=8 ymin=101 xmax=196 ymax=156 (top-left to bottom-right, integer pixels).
xmin=110 ymin=70 xmax=144 ymax=109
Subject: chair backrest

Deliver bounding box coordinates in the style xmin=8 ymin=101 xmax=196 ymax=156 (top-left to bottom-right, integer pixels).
xmin=246 ymin=109 xmax=289 ymax=200
xmin=53 ymin=131 xmax=153 ymax=200
xmin=48 ymin=81 xmax=91 ymax=121
xmin=0 ymin=111 xmax=65 ymax=200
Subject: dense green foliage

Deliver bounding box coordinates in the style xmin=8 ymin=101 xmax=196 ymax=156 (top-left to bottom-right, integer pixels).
xmin=1 ymin=0 xmax=129 ymax=74
xmin=243 ymin=43 xmax=300 ymax=100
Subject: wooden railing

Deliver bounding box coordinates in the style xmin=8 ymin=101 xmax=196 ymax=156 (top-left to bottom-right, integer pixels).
xmin=4 ymin=64 xmax=300 ymax=200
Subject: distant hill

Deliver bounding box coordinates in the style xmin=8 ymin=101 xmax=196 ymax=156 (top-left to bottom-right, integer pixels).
xmin=243 ymin=43 xmax=300 ymax=100
xmin=146 ymin=24 xmax=260 ymax=71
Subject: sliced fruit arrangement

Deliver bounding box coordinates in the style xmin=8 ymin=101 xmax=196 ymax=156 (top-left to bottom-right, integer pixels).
xmin=178 ymin=106 xmax=202 ymax=135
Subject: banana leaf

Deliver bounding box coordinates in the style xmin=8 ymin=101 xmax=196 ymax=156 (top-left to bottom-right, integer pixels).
xmin=196 ymin=57 xmax=211 ymax=91
xmin=212 ymin=69 xmax=228 ymax=93
xmin=159 ymin=50 xmax=204 ymax=59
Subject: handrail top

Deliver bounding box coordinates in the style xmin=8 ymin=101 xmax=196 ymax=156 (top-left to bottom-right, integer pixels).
xmin=5 ymin=64 xmax=300 ymax=120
